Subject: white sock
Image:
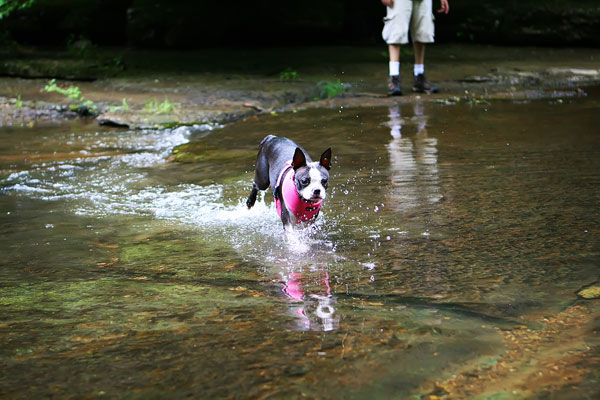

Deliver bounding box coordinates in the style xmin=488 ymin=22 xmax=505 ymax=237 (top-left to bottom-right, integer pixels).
xmin=414 ymin=64 xmax=424 ymax=76
xmin=389 ymin=61 xmax=400 ymax=76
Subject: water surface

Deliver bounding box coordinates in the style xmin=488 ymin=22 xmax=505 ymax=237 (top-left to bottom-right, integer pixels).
xmin=1 ymin=92 xmax=599 ymax=398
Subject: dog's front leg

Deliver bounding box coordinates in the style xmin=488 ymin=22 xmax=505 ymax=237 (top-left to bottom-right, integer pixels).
xmin=280 ymin=203 xmax=295 ymax=231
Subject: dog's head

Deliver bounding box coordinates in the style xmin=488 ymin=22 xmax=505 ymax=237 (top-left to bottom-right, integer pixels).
xmin=291 ymin=147 xmax=332 ymax=203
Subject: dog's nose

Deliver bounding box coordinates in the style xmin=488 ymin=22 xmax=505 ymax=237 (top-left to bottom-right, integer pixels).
xmin=313 ymin=188 xmax=321 ymax=196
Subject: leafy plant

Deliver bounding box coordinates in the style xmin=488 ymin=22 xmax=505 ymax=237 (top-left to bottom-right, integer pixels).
xmin=44 ymin=79 xmax=81 ymax=101
xmin=143 ymin=98 xmax=175 ymax=114
xmin=14 ymin=94 xmax=23 ymax=108
xmin=80 ymin=99 xmax=97 ymax=110
xmin=108 ymin=98 xmax=130 ymax=113
xmin=280 ymin=67 xmax=299 ymax=80
xmin=0 ymin=0 xmax=36 ymax=19
xmin=44 ymin=79 xmax=97 ymax=115
xmin=317 ymin=79 xmax=346 ymax=99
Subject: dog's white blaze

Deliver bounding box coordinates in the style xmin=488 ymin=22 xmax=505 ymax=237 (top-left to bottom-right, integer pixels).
xmin=299 ymin=164 xmax=326 ymax=200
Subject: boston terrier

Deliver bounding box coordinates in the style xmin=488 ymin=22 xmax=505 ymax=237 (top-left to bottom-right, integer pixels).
xmin=246 ymin=135 xmax=331 ymax=230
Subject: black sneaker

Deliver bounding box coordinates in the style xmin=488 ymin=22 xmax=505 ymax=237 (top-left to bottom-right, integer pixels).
xmin=388 ymin=75 xmax=402 ymax=96
xmin=412 ymin=74 xmax=438 ymax=93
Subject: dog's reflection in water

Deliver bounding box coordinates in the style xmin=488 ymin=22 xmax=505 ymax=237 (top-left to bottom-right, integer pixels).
xmin=281 ymin=269 xmax=339 ymax=332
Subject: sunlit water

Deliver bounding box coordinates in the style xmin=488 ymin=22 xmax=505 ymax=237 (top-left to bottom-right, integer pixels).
xmin=1 ymin=92 xmax=599 ymax=398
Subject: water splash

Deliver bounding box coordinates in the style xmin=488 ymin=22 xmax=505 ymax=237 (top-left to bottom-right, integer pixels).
xmin=1 ymin=122 xmax=337 ymax=265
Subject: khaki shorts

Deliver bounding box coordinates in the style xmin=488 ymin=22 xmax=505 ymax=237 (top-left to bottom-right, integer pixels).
xmin=382 ymin=0 xmax=435 ymax=45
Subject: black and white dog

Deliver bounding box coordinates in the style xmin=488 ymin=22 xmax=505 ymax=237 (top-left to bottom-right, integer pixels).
xmin=246 ymin=135 xmax=331 ymax=230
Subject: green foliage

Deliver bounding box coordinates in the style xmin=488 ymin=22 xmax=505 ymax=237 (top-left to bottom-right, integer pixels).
xmin=44 ymin=79 xmax=97 ymax=115
xmin=143 ymin=98 xmax=175 ymax=114
xmin=14 ymin=94 xmax=23 ymax=108
xmin=0 ymin=0 xmax=35 ymax=19
xmin=44 ymin=79 xmax=81 ymax=101
xmin=109 ymin=98 xmax=130 ymax=113
xmin=78 ymin=99 xmax=97 ymax=112
xmin=317 ymin=79 xmax=346 ymax=99
xmin=280 ymin=67 xmax=299 ymax=80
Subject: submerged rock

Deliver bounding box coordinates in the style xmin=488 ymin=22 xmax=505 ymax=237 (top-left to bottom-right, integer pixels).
xmin=96 ymin=108 xmax=234 ymax=130
xmin=170 ymin=142 xmax=253 ymax=163
xmin=576 ymin=284 xmax=600 ymax=300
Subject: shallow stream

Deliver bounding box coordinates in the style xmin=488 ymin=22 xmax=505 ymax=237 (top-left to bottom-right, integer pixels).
xmin=1 ymin=91 xmax=599 ymax=398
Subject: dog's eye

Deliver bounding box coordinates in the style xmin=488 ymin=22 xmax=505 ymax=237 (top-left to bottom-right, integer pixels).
xmin=301 ymin=177 xmax=310 ymax=185
xmin=321 ymin=178 xmax=328 ymax=187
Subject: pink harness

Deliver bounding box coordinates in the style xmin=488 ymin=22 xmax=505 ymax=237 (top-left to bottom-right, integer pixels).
xmin=275 ymin=162 xmax=322 ymax=223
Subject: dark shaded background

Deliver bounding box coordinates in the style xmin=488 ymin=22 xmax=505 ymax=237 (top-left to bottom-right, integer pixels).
xmin=1 ymin=0 xmax=599 ymax=48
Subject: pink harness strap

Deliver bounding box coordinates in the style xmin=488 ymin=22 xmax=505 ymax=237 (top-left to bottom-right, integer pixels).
xmin=275 ymin=162 xmax=322 ymax=223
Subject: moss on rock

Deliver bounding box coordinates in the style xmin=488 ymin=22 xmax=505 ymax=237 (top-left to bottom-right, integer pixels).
xmin=577 ymin=285 xmax=600 ymax=300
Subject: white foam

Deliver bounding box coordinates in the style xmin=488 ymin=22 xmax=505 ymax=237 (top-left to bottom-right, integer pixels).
xmin=0 ymin=123 xmax=339 ymax=265
xmin=7 ymin=170 xmax=29 ymax=181
xmin=6 ymin=184 xmax=51 ymax=194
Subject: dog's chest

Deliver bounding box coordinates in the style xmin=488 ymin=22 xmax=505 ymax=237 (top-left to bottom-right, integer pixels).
xmin=275 ymin=168 xmax=322 ymax=223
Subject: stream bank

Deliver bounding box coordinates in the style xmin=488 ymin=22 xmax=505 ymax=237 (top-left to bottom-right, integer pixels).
xmin=1 ymin=44 xmax=599 ymax=129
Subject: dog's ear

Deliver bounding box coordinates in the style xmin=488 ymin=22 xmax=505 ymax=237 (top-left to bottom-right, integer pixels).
xmin=319 ymin=148 xmax=332 ymax=170
xmin=292 ymin=147 xmax=307 ymax=170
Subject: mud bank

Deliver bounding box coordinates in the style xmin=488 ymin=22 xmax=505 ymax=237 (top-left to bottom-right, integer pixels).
xmin=1 ymin=44 xmax=599 ymax=129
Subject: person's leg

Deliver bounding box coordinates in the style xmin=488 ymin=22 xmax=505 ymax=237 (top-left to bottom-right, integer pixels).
xmin=413 ymin=41 xmax=425 ymax=67
xmin=389 ymin=44 xmax=400 ymax=76
xmin=412 ymin=41 xmax=425 ymax=77
xmin=388 ymin=44 xmax=402 ymax=95
xmin=410 ymin=0 xmax=437 ymax=93
xmin=382 ymin=0 xmax=412 ymax=96
xmin=389 ymin=44 xmax=401 ymax=63
xmin=413 ymin=41 xmax=425 ymax=73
